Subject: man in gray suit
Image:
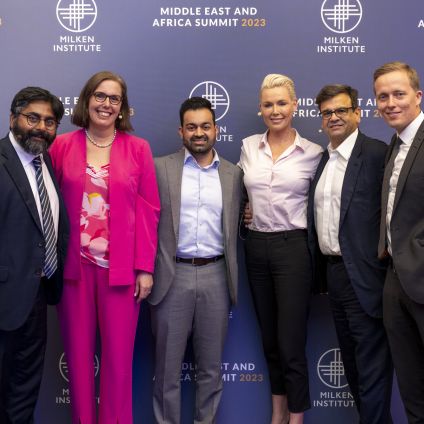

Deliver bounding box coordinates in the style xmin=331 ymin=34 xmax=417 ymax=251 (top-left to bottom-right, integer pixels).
xmin=374 ymin=61 xmax=424 ymax=422
xmin=149 ymin=97 xmax=242 ymax=424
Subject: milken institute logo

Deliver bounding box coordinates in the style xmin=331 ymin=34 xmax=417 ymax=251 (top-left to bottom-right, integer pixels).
xmin=57 ymin=0 xmax=97 ymax=33
xmin=190 ymin=81 xmax=230 ymax=122
xmin=317 ymin=348 xmax=348 ymax=389
xmin=321 ymin=0 xmax=362 ymax=34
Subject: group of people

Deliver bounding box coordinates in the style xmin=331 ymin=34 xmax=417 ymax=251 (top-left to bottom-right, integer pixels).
xmin=0 ymin=60 xmax=422 ymax=424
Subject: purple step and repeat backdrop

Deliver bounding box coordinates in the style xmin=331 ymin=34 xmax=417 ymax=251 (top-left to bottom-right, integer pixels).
xmin=1 ymin=0 xmax=423 ymax=422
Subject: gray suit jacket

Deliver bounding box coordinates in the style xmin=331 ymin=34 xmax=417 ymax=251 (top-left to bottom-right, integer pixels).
xmin=378 ymin=119 xmax=424 ymax=302
xmin=148 ymin=149 xmax=242 ymax=306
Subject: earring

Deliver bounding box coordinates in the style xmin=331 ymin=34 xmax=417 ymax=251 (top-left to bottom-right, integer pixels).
xmin=118 ymin=113 xmax=123 ymax=120
xmin=257 ymin=111 xmax=262 ymax=116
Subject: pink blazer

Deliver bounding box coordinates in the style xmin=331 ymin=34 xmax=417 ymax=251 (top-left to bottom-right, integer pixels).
xmin=49 ymin=129 xmax=160 ymax=286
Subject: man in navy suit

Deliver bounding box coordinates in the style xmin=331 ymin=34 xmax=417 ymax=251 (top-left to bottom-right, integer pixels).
xmin=0 ymin=87 xmax=69 ymax=423
xmin=307 ymin=84 xmax=393 ymax=424
xmin=374 ymin=61 xmax=424 ymax=423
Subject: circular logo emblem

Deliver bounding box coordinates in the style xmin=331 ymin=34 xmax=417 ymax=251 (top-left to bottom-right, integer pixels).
xmin=189 ymin=81 xmax=230 ymax=122
xmin=321 ymin=0 xmax=362 ymax=34
xmin=317 ymin=348 xmax=348 ymax=389
xmin=59 ymin=352 xmax=100 ymax=382
xmin=56 ymin=0 xmax=97 ymax=33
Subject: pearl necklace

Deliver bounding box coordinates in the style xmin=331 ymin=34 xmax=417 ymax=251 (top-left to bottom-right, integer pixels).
xmin=85 ymin=128 xmax=117 ymax=148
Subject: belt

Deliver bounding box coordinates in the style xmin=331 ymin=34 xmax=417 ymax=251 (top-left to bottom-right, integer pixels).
xmin=325 ymin=255 xmax=344 ymax=264
xmin=248 ymin=229 xmax=307 ymax=239
xmin=175 ymin=255 xmax=224 ymax=266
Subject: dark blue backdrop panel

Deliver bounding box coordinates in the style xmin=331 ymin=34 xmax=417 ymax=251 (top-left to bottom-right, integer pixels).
xmin=1 ymin=0 xmax=422 ymax=422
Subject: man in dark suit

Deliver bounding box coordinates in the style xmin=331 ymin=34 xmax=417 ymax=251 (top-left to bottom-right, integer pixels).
xmin=0 ymin=87 xmax=69 ymax=423
xmin=307 ymin=85 xmax=393 ymax=424
xmin=148 ymin=97 xmax=242 ymax=424
xmin=374 ymin=61 xmax=424 ymax=423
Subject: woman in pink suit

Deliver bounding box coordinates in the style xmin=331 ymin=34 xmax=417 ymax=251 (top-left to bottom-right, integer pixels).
xmin=49 ymin=71 xmax=160 ymax=424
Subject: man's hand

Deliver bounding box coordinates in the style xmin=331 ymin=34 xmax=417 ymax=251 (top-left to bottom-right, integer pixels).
xmin=244 ymin=202 xmax=253 ymax=227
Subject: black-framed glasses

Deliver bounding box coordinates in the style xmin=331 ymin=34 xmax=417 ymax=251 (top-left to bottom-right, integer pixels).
xmin=319 ymin=107 xmax=356 ymax=120
xmin=18 ymin=113 xmax=59 ymax=130
xmin=93 ymin=91 xmax=122 ymax=105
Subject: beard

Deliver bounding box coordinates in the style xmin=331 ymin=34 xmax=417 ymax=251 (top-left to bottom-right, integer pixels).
xmin=12 ymin=122 xmax=56 ymax=155
xmin=184 ymin=135 xmax=214 ymax=155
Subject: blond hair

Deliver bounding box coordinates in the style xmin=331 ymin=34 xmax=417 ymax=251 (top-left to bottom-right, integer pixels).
xmin=260 ymin=74 xmax=297 ymax=100
xmin=373 ymin=61 xmax=420 ymax=92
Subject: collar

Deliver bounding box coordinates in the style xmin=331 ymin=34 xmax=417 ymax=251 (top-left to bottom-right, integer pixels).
xmin=259 ymin=129 xmax=306 ymax=152
xmin=9 ymin=131 xmax=40 ymax=166
xmin=327 ymin=128 xmax=358 ymax=161
xmin=398 ymin=111 xmax=424 ymax=146
xmin=183 ymin=147 xmax=220 ymax=169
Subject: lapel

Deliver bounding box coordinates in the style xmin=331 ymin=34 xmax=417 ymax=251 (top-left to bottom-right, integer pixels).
xmin=311 ymin=150 xmax=329 ymax=197
xmin=43 ymin=152 xmax=60 ymax=198
xmin=308 ymin=150 xmax=328 ymax=228
xmin=1 ymin=136 xmax=43 ymax=233
xmin=380 ymin=133 xmax=397 ymax=222
xmin=392 ymin=119 xmax=424 ymax=213
xmin=339 ymin=132 xmax=363 ymax=227
xmin=166 ymin=150 xmax=185 ymax=241
xmin=218 ymin=158 xmax=234 ymax=242
xmin=43 ymin=150 xmax=67 ymax=233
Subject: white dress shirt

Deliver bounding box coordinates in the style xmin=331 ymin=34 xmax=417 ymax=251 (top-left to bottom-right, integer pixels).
xmin=176 ymin=148 xmax=224 ymax=258
xmin=314 ymin=129 xmax=358 ymax=256
xmin=386 ymin=111 xmax=424 ymax=255
xmin=238 ymin=130 xmax=323 ymax=232
xmin=9 ymin=132 xmax=59 ymax=242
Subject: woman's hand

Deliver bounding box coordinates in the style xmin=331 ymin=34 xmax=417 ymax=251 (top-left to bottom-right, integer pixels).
xmin=134 ymin=271 xmax=153 ymax=303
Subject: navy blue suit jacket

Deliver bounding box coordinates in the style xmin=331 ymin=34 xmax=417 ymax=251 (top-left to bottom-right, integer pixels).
xmin=378 ymin=120 xmax=424 ymax=302
xmin=307 ymin=131 xmax=387 ymax=318
xmin=0 ymin=135 xmax=69 ymax=331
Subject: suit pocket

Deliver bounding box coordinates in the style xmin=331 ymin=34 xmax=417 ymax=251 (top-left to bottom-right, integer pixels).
xmin=0 ymin=266 xmax=8 ymax=282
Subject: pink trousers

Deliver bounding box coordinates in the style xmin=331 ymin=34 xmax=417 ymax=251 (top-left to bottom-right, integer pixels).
xmin=57 ymin=261 xmax=140 ymax=424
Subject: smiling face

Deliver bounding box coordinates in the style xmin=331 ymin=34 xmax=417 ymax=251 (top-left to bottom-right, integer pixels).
xmin=10 ymin=101 xmax=57 ymax=155
xmin=319 ymin=93 xmax=361 ymax=148
xmin=374 ymin=70 xmax=422 ymax=133
xmin=259 ymin=86 xmax=297 ymax=135
xmin=87 ymin=79 xmax=122 ymax=132
xmin=179 ymin=108 xmax=217 ymax=166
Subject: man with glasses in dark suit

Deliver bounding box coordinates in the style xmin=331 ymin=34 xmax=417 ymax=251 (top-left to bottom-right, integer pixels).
xmin=0 ymin=87 xmax=69 ymax=423
xmin=307 ymin=84 xmax=393 ymax=424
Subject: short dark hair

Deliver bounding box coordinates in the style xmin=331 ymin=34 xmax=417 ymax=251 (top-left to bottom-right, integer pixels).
xmin=72 ymin=71 xmax=133 ymax=132
xmin=315 ymin=84 xmax=359 ymax=110
xmin=10 ymin=86 xmax=64 ymax=122
xmin=179 ymin=97 xmax=215 ymax=126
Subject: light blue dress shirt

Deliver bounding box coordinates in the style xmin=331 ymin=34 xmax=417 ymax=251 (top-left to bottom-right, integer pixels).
xmin=176 ymin=148 xmax=224 ymax=258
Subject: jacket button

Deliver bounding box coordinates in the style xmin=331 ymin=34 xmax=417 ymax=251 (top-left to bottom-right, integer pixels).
xmin=38 ymin=241 xmax=44 ymax=248
xmin=35 ymin=268 xmax=42 ymax=277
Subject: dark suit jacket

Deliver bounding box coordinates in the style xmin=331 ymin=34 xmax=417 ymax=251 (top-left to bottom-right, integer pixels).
xmin=307 ymin=131 xmax=387 ymax=318
xmin=0 ymin=135 xmax=69 ymax=331
xmin=378 ymin=119 xmax=424 ymax=303
xmin=149 ymin=149 xmax=243 ymax=306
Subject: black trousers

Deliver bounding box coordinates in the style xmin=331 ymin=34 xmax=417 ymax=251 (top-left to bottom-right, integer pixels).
xmin=327 ymin=259 xmax=393 ymax=424
xmin=0 ymin=287 xmax=47 ymax=424
xmin=383 ymin=264 xmax=424 ymax=424
xmin=245 ymin=229 xmax=311 ymax=413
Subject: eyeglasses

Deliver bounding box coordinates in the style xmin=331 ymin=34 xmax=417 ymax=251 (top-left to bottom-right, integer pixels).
xmin=93 ymin=91 xmax=122 ymax=105
xmin=319 ymin=107 xmax=355 ymax=120
xmin=18 ymin=113 xmax=59 ymax=130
